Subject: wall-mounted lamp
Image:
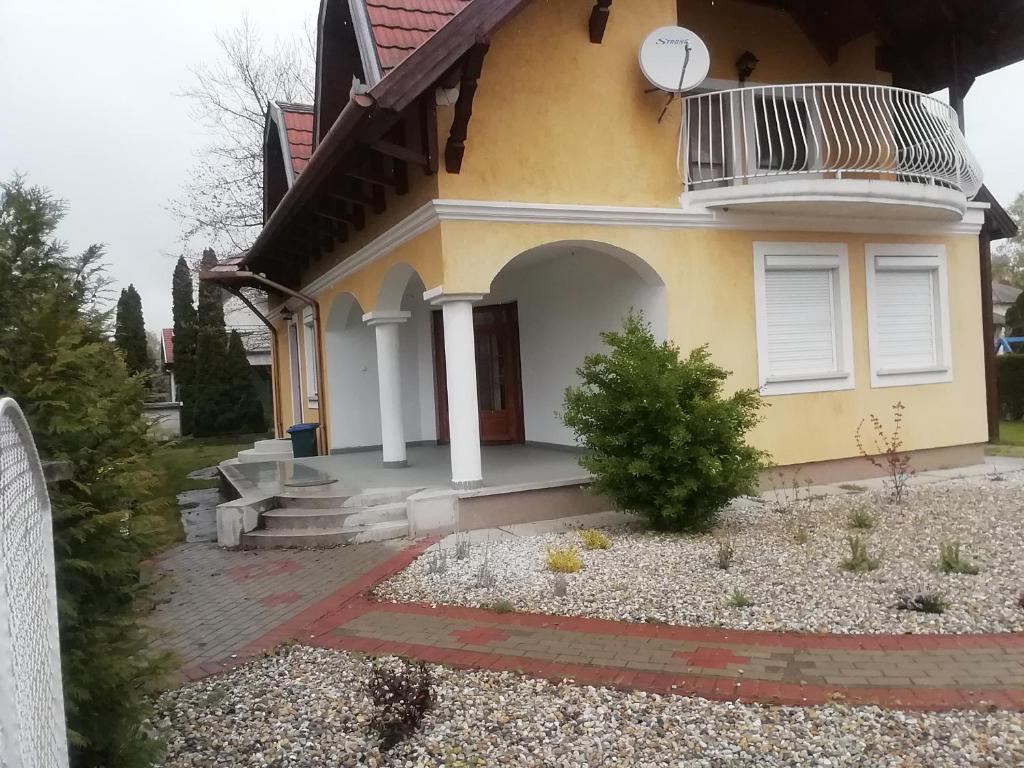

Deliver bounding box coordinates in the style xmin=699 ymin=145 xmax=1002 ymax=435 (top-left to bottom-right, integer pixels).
xmin=736 ymin=50 xmax=759 ymax=85
xmin=280 ymin=307 xmax=294 ymax=322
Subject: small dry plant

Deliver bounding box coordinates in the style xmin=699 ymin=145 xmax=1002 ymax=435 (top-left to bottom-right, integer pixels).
xmin=895 ymin=592 xmax=946 ymax=614
xmin=1017 ymin=591 xmax=1024 ymax=611
xmin=367 ymin=659 xmax=433 ymax=750
xmin=847 ymin=506 xmax=875 ymax=530
xmin=454 ymin=533 xmax=471 ymax=560
xmin=715 ymin=538 xmax=735 ymax=570
xmin=475 ymin=537 xmax=496 ymax=588
xmin=545 ymin=545 xmax=583 ymax=573
xmin=767 ymin=467 xmax=815 ymax=515
xmin=855 ymin=401 xmax=913 ymax=504
xmin=840 ymin=535 xmax=880 ymax=573
xmin=579 ymin=529 xmax=611 ymax=550
xmin=728 ymin=589 xmax=753 ymax=608
xmin=427 ymin=550 xmax=448 ymax=574
xmin=938 ymin=541 xmax=980 ymax=575
xmin=552 ymin=574 xmax=568 ymax=597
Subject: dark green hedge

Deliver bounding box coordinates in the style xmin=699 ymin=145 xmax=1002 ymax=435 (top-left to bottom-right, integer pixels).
xmin=997 ymin=354 xmax=1024 ymax=420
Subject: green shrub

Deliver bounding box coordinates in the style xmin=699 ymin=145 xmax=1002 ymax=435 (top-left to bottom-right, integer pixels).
xmin=562 ymin=312 xmax=767 ymax=532
xmin=997 ymin=355 xmax=1024 ymax=420
xmin=840 ymin=535 xmax=880 ymax=573
xmin=847 ymin=507 xmax=875 ymax=530
xmin=488 ymin=599 xmax=515 ymax=614
xmin=0 ymin=178 xmax=169 ymax=765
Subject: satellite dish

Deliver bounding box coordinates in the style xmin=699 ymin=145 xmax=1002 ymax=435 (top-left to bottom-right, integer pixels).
xmin=639 ymin=26 xmax=710 ymax=93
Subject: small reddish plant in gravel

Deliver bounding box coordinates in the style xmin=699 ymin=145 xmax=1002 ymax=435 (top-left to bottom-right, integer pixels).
xmin=855 ymin=401 xmax=913 ymax=504
xmin=367 ymin=659 xmax=433 ymax=750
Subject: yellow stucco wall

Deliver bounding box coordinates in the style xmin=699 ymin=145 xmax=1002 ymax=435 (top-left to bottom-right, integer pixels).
xmin=435 ymin=0 xmax=889 ymax=207
xmin=438 ymin=219 xmax=986 ymax=466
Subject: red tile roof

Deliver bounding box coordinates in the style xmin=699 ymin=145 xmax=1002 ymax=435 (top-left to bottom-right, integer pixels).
xmin=366 ymin=0 xmax=473 ymax=74
xmin=278 ymin=103 xmax=314 ymax=176
xmin=161 ymin=328 xmax=174 ymax=366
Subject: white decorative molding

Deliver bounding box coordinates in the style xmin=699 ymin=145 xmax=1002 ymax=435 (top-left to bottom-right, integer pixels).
xmin=423 ymin=287 xmax=486 ymax=306
xmin=362 ymin=310 xmax=411 ymax=326
xmin=299 ymin=197 xmax=986 ymax=299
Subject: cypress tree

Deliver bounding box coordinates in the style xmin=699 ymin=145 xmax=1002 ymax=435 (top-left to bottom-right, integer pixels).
xmin=197 ymin=248 xmax=225 ymax=331
xmin=114 ymin=284 xmax=151 ymax=375
xmin=226 ymin=330 xmax=268 ymax=433
xmin=171 ymin=256 xmax=197 ymax=433
xmin=0 ymin=177 xmax=169 ymax=765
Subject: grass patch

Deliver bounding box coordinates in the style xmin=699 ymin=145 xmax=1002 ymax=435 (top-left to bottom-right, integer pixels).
xmin=578 ymin=529 xmax=611 ymax=550
xmin=986 ymin=421 xmax=1024 ymax=457
xmin=727 ymin=590 xmax=753 ymax=608
xmin=140 ymin=436 xmax=255 ymax=550
xmin=487 ymin=600 xmax=515 ymax=614
xmin=847 ymin=507 xmax=875 ymax=530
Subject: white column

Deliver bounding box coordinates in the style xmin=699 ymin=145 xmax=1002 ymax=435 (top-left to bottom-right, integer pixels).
xmin=363 ymin=310 xmax=411 ymax=467
xmin=426 ymin=289 xmax=485 ymax=489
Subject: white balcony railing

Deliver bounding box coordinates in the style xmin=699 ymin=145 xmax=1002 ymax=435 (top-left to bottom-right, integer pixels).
xmin=682 ymin=83 xmax=982 ymax=199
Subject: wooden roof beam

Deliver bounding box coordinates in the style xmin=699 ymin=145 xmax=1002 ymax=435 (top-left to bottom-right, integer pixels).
xmin=445 ymin=41 xmax=490 ymax=174
xmin=589 ymin=1 xmax=612 ymax=44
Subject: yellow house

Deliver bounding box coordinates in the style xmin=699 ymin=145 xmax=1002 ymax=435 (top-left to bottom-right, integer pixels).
xmin=203 ymin=0 xmax=1021 ymax=542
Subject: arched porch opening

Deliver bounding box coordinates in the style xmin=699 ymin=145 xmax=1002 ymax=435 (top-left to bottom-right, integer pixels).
xmin=324 ymin=292 xmax=380 ymax=451
xmin=484 ymin=240 xmax=668 ymax=447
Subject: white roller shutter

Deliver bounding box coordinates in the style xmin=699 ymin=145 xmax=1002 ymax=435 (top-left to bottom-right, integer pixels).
xmin=764 ymin=268 xmax=838 ymax=377
xmin=873 ymin=267 xmax=937 ymax=371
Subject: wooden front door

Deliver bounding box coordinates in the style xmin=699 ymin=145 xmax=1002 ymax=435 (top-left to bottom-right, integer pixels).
xmin=433 ymin=302 xmax=525 ymax=444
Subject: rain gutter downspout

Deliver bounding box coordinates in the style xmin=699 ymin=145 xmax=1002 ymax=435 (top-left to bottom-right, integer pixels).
xmin=224 ymin=272 xmax=330 ymax=457
xmin=223 ymin=287 xmax=285 ymax=439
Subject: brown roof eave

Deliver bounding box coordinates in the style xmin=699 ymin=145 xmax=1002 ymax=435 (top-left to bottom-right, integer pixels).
xmin=239 ymin=0 xmax=532 ymax=276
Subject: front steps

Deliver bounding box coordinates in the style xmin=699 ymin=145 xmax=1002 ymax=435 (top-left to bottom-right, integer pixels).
xmin=237 ymin=438 xmax=293 ymax=464
xmin=240 ymin=488 xmax=421 ymax=549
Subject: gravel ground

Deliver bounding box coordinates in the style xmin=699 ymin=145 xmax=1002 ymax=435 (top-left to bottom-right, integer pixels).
xmin=156 ymin=644 xmax=1024 ymax=767
xmin=377 ymin=473 xmax=1024 ymax=634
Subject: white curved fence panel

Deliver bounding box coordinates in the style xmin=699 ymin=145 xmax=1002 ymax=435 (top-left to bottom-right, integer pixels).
xmin=0 ymin=398 xmax=68 ymax=768
xmin=682 ymin=83 xmax=983 ymax=198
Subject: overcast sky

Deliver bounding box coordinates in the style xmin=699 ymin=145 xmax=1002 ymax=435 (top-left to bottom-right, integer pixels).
xmin=3 ymin=1 xmax=1024 ymax=335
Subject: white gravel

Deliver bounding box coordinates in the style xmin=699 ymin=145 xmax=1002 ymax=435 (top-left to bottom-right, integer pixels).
xmin=377 ymin=472 xmax=1024 ymax=634
xmin=156 ymin=644 xmax=1024 ymax=767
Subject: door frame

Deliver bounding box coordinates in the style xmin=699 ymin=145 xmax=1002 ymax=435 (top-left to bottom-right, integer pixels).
xmin=432 ymin=301 xmax=526 ymax=445
xmin=287 ymin=319 xmax=303 ymax=426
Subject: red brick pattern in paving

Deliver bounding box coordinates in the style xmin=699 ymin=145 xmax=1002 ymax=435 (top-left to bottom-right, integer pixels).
xmin=162 ymin=540 xmax=1024 ymax=711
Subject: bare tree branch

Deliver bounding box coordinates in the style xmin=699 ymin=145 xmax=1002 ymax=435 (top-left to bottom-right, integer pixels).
xmin=169 ymin=15 xmax=314 ymax=255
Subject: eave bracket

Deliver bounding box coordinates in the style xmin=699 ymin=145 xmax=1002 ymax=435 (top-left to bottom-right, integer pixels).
xmin=589 ymin=1 xmax=612 ymax=44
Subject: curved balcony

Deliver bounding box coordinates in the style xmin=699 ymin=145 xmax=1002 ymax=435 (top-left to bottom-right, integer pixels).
xmin=681 ymin=83 xmax=983 ymax=221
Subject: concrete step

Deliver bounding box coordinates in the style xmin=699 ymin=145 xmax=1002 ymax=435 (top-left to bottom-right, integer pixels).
xmin=240 ymin=520 xmax=408 ymax=549
xmin=276 ymin=493 xmax=354 ymax=509
xmin=254 ymin=438 xmax=293 ymax=453
xmin=262 ymin=503 xmax=407 ymax=531
xmin=237 ymin=447 xmax=292 ymax=464
xmin=342 ymin=487 xmax=424 ymax=508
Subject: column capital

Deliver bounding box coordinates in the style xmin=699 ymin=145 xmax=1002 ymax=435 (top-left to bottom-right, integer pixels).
xmin=423 ymin=286 xmax=486 ymax=306
xmin=362 ymin=310 xmax=411 ymax=327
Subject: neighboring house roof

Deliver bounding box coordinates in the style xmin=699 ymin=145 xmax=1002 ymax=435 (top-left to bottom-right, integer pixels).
xmin=161 ymin=328 xmax=174 ymax=367
xmin=993 ymin=282 xmax=1022 ymax=305
xmin=366 ymin=0 xmax=472 ymax=75
xmin=235 ymin=326 xmax=273 ymax=355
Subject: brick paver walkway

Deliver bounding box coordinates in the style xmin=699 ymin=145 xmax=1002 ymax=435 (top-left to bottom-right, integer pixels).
xmin=149 ymin=540 xmax=403 ymax=678
xmin=160 ymin=540 xmax=1024 ymax=710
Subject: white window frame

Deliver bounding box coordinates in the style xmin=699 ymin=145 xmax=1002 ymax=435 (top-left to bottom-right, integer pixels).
xmin=753 ymin=241 xmax=855 ymax=396
xmin=301 ymin=308 xmax=319 ymax=407
xmin=864 ymin=243 xmax=952 ymax=388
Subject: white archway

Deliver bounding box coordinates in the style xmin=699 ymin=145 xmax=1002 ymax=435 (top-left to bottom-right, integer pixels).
xmin=324 ymin=292 xmax=381 ymax=450
xmin=487 ymin=240 xmax=667 ymax=446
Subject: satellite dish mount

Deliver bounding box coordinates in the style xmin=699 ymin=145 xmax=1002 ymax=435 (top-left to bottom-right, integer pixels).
xmin=638 ymin=26 xmax=711 ymax=121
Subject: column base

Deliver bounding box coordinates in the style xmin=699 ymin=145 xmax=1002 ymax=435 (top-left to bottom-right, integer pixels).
xmin=451 ymin=478 xmax=483 ymax=490
xmin=383 ymin=459 xmax=409 ymax=468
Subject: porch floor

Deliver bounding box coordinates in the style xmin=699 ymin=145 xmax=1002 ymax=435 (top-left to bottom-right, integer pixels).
xmin=300 ymin=444 xmax=590 ymax=493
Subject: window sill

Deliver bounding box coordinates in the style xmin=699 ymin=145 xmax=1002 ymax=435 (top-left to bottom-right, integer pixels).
xmin=760 ymin=371 xmax=855 ymax=396
xmin=871 ymin=366 xmax=952 ymax=388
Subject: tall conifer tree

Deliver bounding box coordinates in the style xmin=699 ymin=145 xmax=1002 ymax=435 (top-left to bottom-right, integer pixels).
xmin=171 ymin=256 xmax=198 ymax=432
xmin=114 ymin=284 xmax=151 ymax=375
